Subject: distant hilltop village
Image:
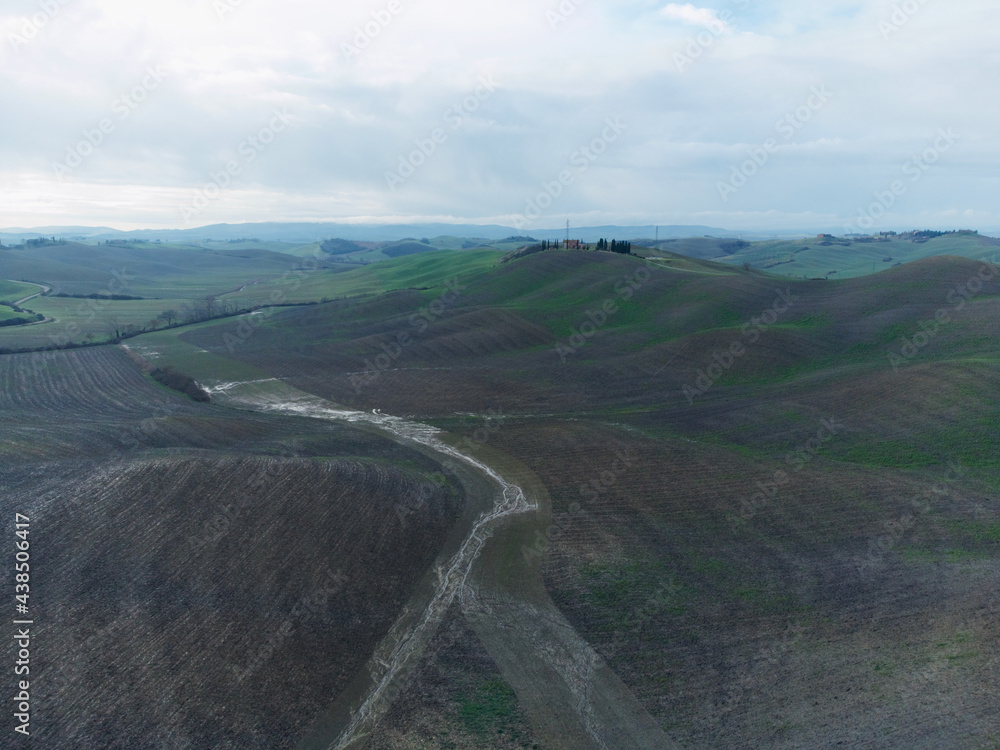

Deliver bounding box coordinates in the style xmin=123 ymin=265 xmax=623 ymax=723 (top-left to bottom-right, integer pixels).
xmin=839 ymin=229 xmax=980 ymax=242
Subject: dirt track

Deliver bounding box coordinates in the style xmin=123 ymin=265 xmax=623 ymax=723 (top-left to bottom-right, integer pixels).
xmin=459 ymin=442 xmax=672 ymax=750
xmin=207 ymin=381 xmax=669 ymax=749
xmin=10 ymin=280 xmax=50 ymax=307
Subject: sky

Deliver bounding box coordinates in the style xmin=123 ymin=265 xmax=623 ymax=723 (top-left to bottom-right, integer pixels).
xmin=0 ymin=0 xmax=997 ymax=232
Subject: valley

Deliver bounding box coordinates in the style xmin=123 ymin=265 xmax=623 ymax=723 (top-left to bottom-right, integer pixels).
xmin=2 ymin=235 xmax=999 ymax=748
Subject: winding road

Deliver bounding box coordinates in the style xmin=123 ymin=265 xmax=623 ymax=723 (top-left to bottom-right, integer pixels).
xmin=11 ymin=281 xmax=51 ymax=307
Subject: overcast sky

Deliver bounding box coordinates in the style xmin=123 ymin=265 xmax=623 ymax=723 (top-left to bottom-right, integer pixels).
xmin=1 ymin=0 xmax=997 ymax=232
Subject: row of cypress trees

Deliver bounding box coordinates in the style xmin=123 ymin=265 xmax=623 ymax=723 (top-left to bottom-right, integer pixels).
xmin=596 ymin=238 xmax=631 ymax=254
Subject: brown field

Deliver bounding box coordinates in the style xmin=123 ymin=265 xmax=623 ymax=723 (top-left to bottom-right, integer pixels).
xmin=6 ymin=248 xmax=1000 ymax=748
xmin=169 ymin=250 xmax=1000 ymax=747
xmin=0 ymin=347 xmax=472 ymax=749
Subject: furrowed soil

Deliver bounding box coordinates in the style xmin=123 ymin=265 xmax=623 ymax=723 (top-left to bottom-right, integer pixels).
xmin=173 ymin=250 xmax=1000 ymax=747
xmin=0 ymin=347 xmax=474 ymax=749
xmin=359 ymin=604 xmax=543 ymax=750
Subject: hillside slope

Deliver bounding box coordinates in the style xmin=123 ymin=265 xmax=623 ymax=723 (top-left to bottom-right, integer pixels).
xmin=0 ymin=347 xmax=478 ymax=750
xmin=711 ymin=231 xmax=1000 ymax=279
xmin=156 ymin=249 xmax=1000 ymax=747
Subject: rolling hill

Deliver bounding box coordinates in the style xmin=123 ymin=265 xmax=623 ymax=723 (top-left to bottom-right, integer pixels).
xmin=0 ymin=346 xmax=485 ymax=750
xmin=115 ymin=246 xmax=1000 ymax=748
xmin=704 ymin=230 xmax=1000 ymax=279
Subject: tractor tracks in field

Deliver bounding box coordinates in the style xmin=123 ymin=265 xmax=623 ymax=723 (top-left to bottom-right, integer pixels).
xmin=205 ymin=382 xmax=670 ymax=750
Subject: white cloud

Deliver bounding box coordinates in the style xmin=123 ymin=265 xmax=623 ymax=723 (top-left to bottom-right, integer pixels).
xmin=0 ymin=0 xmax=998 ymax=232
xmin=659 ymin=3 xmax=730 ymax=31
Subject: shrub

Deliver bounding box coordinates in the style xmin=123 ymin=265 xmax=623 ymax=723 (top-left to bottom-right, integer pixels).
xmin=150 ymin=367 xmax=211 ymax=402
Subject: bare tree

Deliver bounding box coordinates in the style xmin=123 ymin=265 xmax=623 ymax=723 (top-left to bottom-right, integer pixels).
xmin=191 ymin=297 xmax=218 ymax=322
xmin=105 ymin=315 xmax=122 ymax=341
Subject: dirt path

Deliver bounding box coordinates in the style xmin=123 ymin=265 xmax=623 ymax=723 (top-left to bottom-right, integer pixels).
xmin=4 ymin=281 xmax=56 ymax=325
xmin=203 ymin=381 xmax=669 ymax=749
xmin=11 ymin=281 xmax=50 ymax=307
xmin=458 ymin=443 xmax=673 ymax=750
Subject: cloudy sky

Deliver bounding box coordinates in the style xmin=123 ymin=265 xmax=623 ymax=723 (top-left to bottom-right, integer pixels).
xmin=1 ymin=0 xmax=997 ymax=232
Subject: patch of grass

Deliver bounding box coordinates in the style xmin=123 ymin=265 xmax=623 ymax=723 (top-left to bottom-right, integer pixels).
xmin=900 ymin=547 xmax=993 ymax=564
xmin=221 ymin=248 xmax=503 ymax=307
xmin=730 ymin=585 xmax=808 ymax=615
xmin=578 ymin=559 xmax=694 ymax=619
xmin=779 ymin=313 xmax=832 ymax=331
xmin=687 ymin=552 xmax=812 ymax=617
xmin=872 ymin=660 xmax=895 ymax=676
xmin=933 ymin=417 xmax=1000 ymax=469
xmin=0 ymin=280 xmax=38 ymax=303
xmin=834 ymin=440 xmax=940 ymax=469
xmin=128 ymin=325 xmax=273 ymax=386
xmin=941 ymin=519 xmax=1000 ymax=544
xmin=692 ymin=557 xmax=727 ymax=575
xmin=458 ymin=678 xmax=521 ymax=740
xmin=0 ymin=306 xmax=39 ymax=324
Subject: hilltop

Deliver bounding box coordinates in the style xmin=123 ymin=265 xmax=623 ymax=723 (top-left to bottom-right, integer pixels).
xmin=121 ymin=246 xmax=1000 ymax=747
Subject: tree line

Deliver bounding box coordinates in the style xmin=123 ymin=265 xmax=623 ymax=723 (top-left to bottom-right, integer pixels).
xmin=596 ymin=238 xmax=632 ymax=254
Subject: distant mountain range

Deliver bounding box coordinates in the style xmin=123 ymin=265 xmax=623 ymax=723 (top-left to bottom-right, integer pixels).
xmin=0 ymin=222 xmax=812 ymax=244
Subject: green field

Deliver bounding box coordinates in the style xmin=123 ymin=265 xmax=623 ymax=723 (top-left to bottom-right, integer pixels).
xmin=709 ymin=231 xmax=1000 ymax=278
xmin=0 ymin=245 xmax=506 ymax=349
xmin=0 ymin=306 xmax=33 ymax=324
xmin=0 ymin=242 xmax=309 ymax=298
xmin=218 ymin=248 xmax=504 ymax=307
xmin=0 ymin=279 xmax=38 ymax=303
